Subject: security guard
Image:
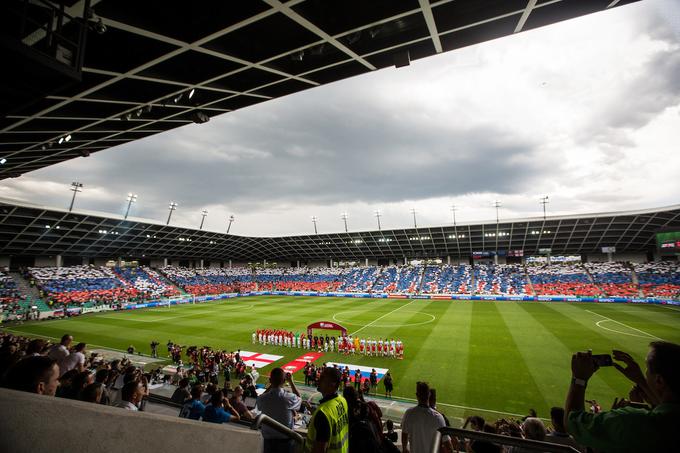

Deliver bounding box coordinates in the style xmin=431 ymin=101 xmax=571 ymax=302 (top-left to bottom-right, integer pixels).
xmin=305 ymin=367 xmax=349 ymax=453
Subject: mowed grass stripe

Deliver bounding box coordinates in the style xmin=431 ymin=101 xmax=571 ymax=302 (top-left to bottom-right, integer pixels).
xmin=496 ymin=302 xmax=573 ymax=414
xmin=465 ymin=301 xmax=548 ymax=415
xmin=512 ymin=302 xmax=626 ymax=405
xmin=537 ymin=302 xmax=650 ymax=400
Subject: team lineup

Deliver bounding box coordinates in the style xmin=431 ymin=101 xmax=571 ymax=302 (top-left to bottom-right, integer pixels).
xmin=254 ymin=328 xmax=404 ymax=359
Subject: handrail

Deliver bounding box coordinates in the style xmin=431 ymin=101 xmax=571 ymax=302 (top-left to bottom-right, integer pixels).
xmin=432 ymin=427 xmax=581 ymax=453
xmin=251 ymin=413 xmax=305 ymax=445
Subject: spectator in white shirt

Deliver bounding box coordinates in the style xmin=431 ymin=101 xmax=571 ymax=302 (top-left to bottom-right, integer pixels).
xmin=59 ymin=342 xmax=86 ymax=376
xmin=256 ymin=367 xmax=302 ymax=453
xmin=115 ymin=380 xmax=143 ymax=411
xmin=401 ymin=381 xmax=453 ymax=453
xmin=47 ymin=334 xmax=72 ymax=362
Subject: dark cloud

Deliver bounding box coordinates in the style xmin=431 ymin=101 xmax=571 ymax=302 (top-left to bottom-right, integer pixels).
xmin=12 ymin=84 xmax=550 ymax=218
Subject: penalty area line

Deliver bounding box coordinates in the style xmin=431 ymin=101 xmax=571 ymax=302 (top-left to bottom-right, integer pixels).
xmin=586 ymin=310 xmax=665 ymax=341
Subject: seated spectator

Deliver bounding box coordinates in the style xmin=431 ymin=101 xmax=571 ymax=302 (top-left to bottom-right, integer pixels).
xmin=116 ymin=379 xmax=144 ymax=411
xmin=546 ymin=407 xmax=583 ymax=452
xmin=81 ymin=382 xmax=104 ymax=403
xmin=565 ymin=342 xmax=680 ymax=451
xmin=61 ymin=370 xmax=93 ymax=400
xmin=229 ymin=385 xmax=254 ymax=421
xmin=94 ymin=369 xmax=112 ymax=405
xmin=2 ymin=355 xmax=59 ymax=396
xmin=171 ymin=378 xmax=191 ymax=403
xmin=510 ymin=418 xmax=545 ymax=453
xmin=401 ymin=381 xmax=453 ymax=453
xmin=179 ymin=385 xmax=206 ymax=420
xmin=203 ymin=390 xmax=240 ymax=424
xmin=385 ymin=419 xmax=398 ymax=443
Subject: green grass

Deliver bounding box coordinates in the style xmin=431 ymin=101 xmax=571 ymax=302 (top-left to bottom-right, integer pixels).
xmin=3 ymin=296 xmax=679 ymax=423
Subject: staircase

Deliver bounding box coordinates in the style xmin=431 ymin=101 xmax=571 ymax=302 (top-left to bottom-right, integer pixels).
xmin=627 ymin=263 xmax=645 ymax=297
xmin=152 ymin=268 xmax=188 ymax=295
xmin=416 ymin=265 xmax=428 ymax=294
xmin=10 ymin=272 xmax=41 ymax=301
xmin=582 ymin=264 xmax=605 ymax=296
xmin=523 ymin=265 xmax=537 ymax=296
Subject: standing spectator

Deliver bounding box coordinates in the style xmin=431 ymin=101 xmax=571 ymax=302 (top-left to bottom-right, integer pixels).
xmin=369 ymin=369 xmax=378 ymax=395
xmin=565 ymin=343 xmax=680 ymax=451
xmin=47 ymin=334 xmax=72 ymax=362
xmin=428 ymin=388 xmax=450 ymax=427
xmin=256 ymin=368 xmax=302 ymax=453
xmin=115 ymin=380 xmax=143 ymax=411
xmin=2 ymin=356 xmax=59 ymax=396
xmin=94 ymin=368 xmax=111 ymax=405
xmin=150 ymin=341 xmax=159 ymax=358
xmin=401 ymin=381 xmax=453 ymax=453
xmin=203 ymin=390 xmax=240 ymax=424
xmin=354 ymin=369 xmax=361 ymax=391
xmin=383 ymin=372 xmax=393 ymax=398
xmin=59 ymin=342 xmax=87 ymax=376
xmin=305 ymin=367 xmax=349 ymax=453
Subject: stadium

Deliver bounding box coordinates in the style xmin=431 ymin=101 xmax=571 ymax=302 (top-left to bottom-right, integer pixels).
xmin=1 ymin=1 xmax=679 ymax=453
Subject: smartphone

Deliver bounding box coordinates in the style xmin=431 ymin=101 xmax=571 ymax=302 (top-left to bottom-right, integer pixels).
xmin=592 ymin=354 xmax=613 ymax=367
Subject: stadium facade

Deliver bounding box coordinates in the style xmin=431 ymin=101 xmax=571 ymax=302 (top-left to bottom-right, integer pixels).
xmin=1 ymin=197 xmax=678 ymax=269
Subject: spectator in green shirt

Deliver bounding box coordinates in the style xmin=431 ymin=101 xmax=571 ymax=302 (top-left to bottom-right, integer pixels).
xmin=564 ymin=341 xmax=680 ymax=452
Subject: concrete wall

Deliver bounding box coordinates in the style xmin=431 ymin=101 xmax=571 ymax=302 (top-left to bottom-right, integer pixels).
xmin=150 ymin=259 xmax=166 ymax=268
xmin=0 ymin=388 xmax=263 ymax=453
xmin=0 ymin=256 xmax=10 ymax=268
xmin=585 ymin=252 xmax=647 ymax=263
xmin=34 ymin=256 xmax=57 ymax=267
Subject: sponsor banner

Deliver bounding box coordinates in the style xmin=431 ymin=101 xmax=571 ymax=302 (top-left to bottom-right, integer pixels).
xmin=327 ymin=362 xmax=389 ymax=383
xmin=411 ymin=295 xmax=429 ymax=300
xmin=65 ymin=307 xmax=82 ymax=314
xmin=279 ymin=352 xmax=324 ymax=375
xmin=506 ymin=296 xmax=524 ymax=301
xmin=387 ymin=294 xmax=408 ymax=299
xmin=431 ymin=295 xmax=453 ymax=300
xmin=82 ymin=305 xmax=113 ymax=314
xmin=239 ymin=351 xmax=283 ymax=369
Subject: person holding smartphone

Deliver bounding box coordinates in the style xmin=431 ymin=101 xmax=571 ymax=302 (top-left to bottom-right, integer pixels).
xmin=256 ymin=368 xmax=302 ymax=453
xmin=565 ymin=342 xmax=680 ymax=452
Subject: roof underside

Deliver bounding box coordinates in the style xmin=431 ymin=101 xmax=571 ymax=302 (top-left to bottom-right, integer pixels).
xmin=1 ymin=200 xmax=678 ymax=260
xmin=0 ymin=0 xmax=639 ymax=179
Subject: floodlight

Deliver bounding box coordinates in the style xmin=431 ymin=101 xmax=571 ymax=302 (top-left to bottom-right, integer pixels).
xmin=65 ymin=134 xmax=72 ymax=142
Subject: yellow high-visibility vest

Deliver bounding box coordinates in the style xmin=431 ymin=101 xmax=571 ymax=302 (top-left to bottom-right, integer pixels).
xmin=305 ymin=395 xmax=349 ymax=453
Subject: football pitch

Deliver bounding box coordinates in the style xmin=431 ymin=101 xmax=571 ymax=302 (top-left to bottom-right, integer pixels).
xmin=4 ymin=296 xmax=680 ymax=422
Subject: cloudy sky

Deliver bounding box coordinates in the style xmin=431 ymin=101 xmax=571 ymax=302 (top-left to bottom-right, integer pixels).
xmin=1 ymin=0 xmax=679 ymax=236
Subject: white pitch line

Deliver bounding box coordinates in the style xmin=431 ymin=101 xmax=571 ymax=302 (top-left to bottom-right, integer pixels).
xmin=392 ymin=395 xmax=546 ymax=419
xmin=586 ymin=310 xmax=665 ymax=341
xmin=658 ymin=304 xmax=680 ymax=313
xmin=349 ymin=299 xmax=418 ymax=336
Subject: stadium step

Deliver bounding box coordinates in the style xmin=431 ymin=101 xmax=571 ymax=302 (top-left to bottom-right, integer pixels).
xmin=9 ymin=272 xmax=43 ymax=303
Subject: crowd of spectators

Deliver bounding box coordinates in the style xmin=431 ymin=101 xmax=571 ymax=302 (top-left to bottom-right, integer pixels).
xmin=3 ymin=261 xmax=679 ymax=317
xmin=635 ymin=261 xmax=680 ymax=299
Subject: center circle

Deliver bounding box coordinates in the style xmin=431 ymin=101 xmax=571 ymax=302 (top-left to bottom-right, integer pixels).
xmin=332 ymin=311 xmax=435 ymax=328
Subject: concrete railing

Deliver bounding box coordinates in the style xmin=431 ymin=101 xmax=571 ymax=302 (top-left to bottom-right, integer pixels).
xmin=0 ymin=388 xmax=263 ymax=453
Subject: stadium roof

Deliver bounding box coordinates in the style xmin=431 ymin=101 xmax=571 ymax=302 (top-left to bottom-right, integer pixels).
xmin=1 ymin=0 xmax=639 ymax=179
xmin=1 ymin=197 xmax=678 ymax=261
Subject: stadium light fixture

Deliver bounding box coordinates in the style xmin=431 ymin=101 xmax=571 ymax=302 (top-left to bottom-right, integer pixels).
xmin=410 ymin=208 xmax=417 ymax=229
xmin=64 ymin=134 xmax=72 ymax=142
xmin=0 ymin=158 xmax=6 ymax=165
xmin=167 ymin=201 xmax=178 ymax=225
xmin=124 ymin=193 xmax=138 ymax=219
xmin=374 ymin=210 xmax=382 ymax=231
xmin=188 ymin=88 xmax=195 ymax=99
xmin=58 ymin=137 xmax=64 ymax=144
xmin=68 ymin=181 xmax=83 ymax=212
xmin=200 ymin=209 xmax=208 ymax=230
xmin=227 ymin=215 xmax=235 ymax=234
xmin=341 ymin=212 xmax=349 ymax=233
xmin=540 ymin=196 xmax=550 ymax=220
xmin=311 ymin=216 xmax=318 ymax=234
xmin=493 ymin=201 xmax=502 ymax=223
